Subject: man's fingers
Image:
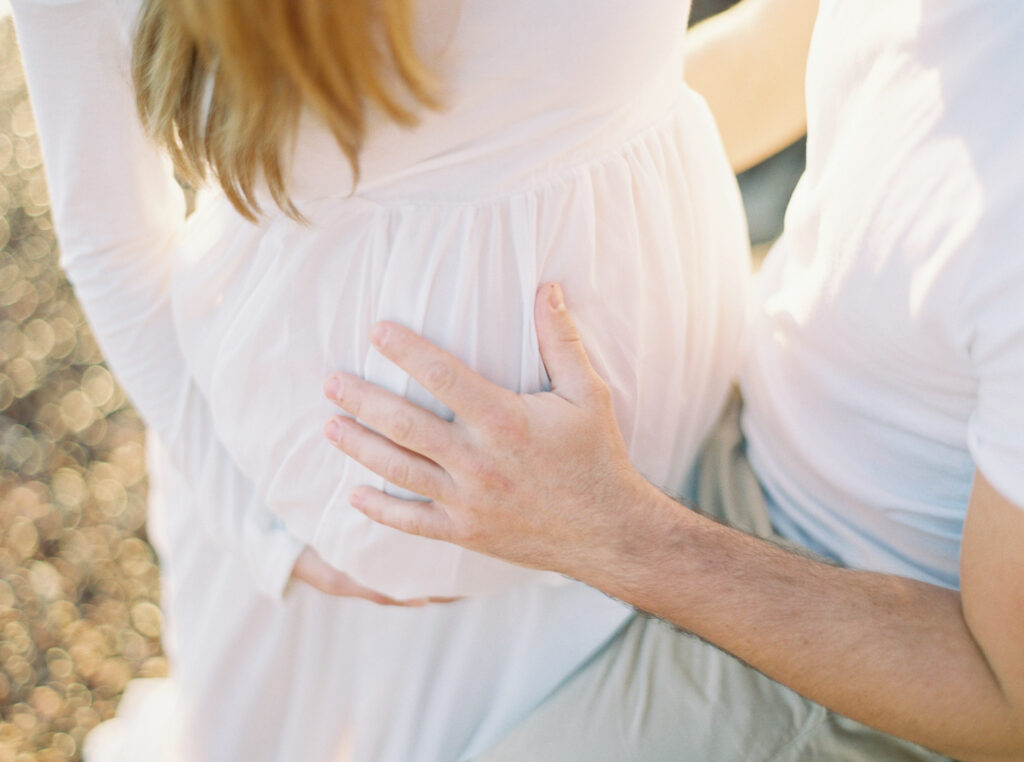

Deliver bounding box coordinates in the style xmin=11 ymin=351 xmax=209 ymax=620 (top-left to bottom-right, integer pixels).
xmin=369 ymin=322 xmax=517 ymax=426
xmin=534 ymin=283 xmax=606 ymax=404
xmin=349 ymin=486 xmax=454 ymax=542
xmin=325 ymin=416 xmax=450 ymax=500
xmin=324 ymin=372 xmax=459 ymax=465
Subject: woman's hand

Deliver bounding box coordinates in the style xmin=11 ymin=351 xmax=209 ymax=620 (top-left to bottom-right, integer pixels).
xmin=290 ymin=546 xmax=434 ymax=605
xmin=290 ymin=547 xmax=461 ymax=605
xmin=322 ymin=283 xmax=660 ymax=579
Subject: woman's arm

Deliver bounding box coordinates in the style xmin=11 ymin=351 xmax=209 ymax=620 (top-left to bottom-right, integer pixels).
xmin=11 ymin=1 xmax=532 ymax=604
xmin=685 ymin=0 xmax=819 ymax=172
xmin=11 ymin=0 xmax=304 ymax=599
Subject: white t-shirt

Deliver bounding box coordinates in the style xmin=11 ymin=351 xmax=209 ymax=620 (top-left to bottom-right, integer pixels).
xmin=742 ymin=0 xmax=1024 ymax=590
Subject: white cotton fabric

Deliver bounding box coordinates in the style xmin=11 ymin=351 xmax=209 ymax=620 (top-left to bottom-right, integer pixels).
xmin=742 ymin=0 xmax=1024 ymax=590
xmin=13 ymin=0 xmax=750 ymax=759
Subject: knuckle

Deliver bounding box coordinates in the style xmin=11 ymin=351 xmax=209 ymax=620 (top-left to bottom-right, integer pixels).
xmin=436 ymin=471 xmax=459 ymax=501
xmin=383 ymin=456 xmax=410 ymax=487
xmin=400 ymin=518 xmax=426 ymax=537
xmin=392 ymin=507 xmax=428 ymax=538
xmin=424 ymin=361 xmax=455 ymax=394
xmin=389 ymin=412 xmax=415 ymax=443
xmin=456 ymin=521 xmax=490 ymax=550
xmin=451 ymin=525 xmax=475 ymax=548
xmin=465 ymin=458 xmax=514 ymax=494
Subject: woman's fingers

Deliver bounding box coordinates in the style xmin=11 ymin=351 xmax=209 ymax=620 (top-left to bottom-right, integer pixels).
xmin=290 ymin=546 xmax=426 ymax=606
xmin=325 ymin=416 xmax=451 ymax=500
xmin=349 ymin=486 xmax=454 ymax=542
xmin=369 ymin=321 xmax=518 ymax=428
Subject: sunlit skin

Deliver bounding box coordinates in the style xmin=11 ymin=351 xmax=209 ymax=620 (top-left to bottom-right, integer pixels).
xmin=320 ymin=284 xmax=1024 ymax=762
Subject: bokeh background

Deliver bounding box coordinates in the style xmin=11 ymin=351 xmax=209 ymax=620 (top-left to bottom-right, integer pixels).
xmin=0 ymin=16 xmax=165 ymax=762
xmin=0 ymin=2 xmax=803 ymax=759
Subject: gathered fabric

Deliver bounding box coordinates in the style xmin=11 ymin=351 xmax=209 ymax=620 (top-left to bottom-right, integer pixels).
xmin=14 ymin=0 xmax=752 ymax=758
xmin=174 ymin=93 xmax=751 ymax=598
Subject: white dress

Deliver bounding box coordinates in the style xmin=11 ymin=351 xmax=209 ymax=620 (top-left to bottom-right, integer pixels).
xmin=13 ymin=0 xmax=750 ymax=759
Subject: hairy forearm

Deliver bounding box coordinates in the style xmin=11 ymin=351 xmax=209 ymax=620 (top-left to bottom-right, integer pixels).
xmin=319 ymin=302 xmax=1024 ymax=757
xmin=570 ymin=487 xmax=1024 ymax=761
xmin=685 ymin=0 xmax=818 ymax=172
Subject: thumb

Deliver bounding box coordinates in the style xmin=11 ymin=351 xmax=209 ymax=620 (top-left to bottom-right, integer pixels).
xmin=534 ymin=283 xmax=603 ymax=403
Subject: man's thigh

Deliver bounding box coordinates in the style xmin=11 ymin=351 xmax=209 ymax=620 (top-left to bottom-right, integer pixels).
xmin=474 ymin=395 xmax=951 ymax=761
xmin=473 ymin=614 xmax=948 ymax=762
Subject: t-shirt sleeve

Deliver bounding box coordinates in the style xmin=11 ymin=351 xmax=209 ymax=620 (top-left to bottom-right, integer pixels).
xmin=11 ymin=0 xmax=304 ymax=597
xmin=964 ymin=222 xmax=1024 ymax=510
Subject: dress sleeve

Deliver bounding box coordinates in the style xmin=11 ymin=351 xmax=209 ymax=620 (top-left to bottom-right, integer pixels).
xmin=11 ymin=0 xmax=305 ymax=598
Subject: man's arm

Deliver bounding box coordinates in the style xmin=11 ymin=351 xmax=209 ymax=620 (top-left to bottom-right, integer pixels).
xmin=322 ymin=284 xmax=1024 ymax=760
xmin=686 ymin=0 xmax=819 ymax=172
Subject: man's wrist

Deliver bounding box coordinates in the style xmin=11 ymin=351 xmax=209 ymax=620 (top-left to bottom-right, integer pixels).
xmin=563 ymin=476 xmax=697 ymax=607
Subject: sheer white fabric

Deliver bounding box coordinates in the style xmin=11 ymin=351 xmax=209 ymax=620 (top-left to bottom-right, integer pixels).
xmin=169 ymin=0 xmax=750 ymax=599
xmin=176 ymin=93 xmax=749 ymax=598
xmin=14 ymin=0 xmax=751 ymax=758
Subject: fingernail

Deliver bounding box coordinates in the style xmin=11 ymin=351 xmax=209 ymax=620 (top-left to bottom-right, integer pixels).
xmin=405 ymin=598 xmax=429 ymax=607
xmin=324 ymin=418 xmax=342 ymax=443
xmin=324 ymin=375 xmax=340 ymax=400
xmin=348 ymin=488 xmax=364 ymax=508
xmin=370 ymin=323 xmax=389 ymax=348
xmin=548 ymin=283 xmax=565 ymax=312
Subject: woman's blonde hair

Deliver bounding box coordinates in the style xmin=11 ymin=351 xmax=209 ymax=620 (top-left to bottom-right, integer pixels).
xmin=132 ymin=0 xmax=438 ymax=220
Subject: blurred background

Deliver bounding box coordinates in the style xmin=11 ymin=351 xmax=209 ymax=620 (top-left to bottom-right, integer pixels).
xmin=0 ymin=14 xmax=166 ymax=762
xmin=690 ymin=0 xmax=807 ymax=252
xmin=0 ymin=2 xmax=804 ymax=759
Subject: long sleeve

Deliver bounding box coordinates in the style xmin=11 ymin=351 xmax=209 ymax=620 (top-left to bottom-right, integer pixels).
xmin=11 ymin=0 xmax=304 ymax=599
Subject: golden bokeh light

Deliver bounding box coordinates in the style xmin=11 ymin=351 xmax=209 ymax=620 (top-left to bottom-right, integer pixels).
xmin=0 ymin=19 xmax=166 ymax=762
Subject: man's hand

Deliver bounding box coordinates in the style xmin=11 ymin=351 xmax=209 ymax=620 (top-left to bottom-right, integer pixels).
xmin=323 ymin=284 xmax=1024 ymax=759
xmin=322 ymin=283 xmax=659 ymax=578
